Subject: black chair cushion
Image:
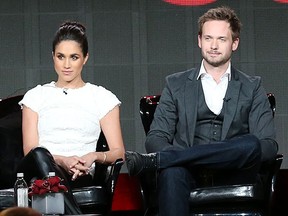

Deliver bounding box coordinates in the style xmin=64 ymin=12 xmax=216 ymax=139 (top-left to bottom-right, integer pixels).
xmin=73 ymin=186 xmax=110 ymax=214
xmin=0 ymin=189 xmax=14 ymax=210
xmin=0 ymin=112 xmax=23 ymax=190
xmin=189 ymin=184 xmax=262 ymax=204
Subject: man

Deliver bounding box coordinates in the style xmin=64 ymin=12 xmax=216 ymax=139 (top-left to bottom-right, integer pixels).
xmin=125 ymin=6 xmax=278 ymax=216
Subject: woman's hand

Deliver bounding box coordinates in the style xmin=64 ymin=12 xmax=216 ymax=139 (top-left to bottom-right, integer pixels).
xmin=81 ymin=152 xmax=97 ymax=169
xmin=54 ymin=155 xmax=89 ymax=180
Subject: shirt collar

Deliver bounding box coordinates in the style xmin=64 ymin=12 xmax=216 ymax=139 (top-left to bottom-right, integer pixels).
xmin=197 ymin=60 xmax=231 ymax=81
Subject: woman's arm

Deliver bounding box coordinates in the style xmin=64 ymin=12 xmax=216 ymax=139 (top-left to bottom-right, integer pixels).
xmin=81 ymin=105 xmax=125 ymax=167
xmin=100 ymin=105 xmax=125 ymax=163
xmin=22 ymin=105 xmax=39 ymax=155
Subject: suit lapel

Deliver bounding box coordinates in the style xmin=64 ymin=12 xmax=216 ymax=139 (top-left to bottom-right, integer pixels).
xmin=221 ymin=73 xmax=241 ymax=139
xmin=185 ymin=71 xmax=199 ymax=146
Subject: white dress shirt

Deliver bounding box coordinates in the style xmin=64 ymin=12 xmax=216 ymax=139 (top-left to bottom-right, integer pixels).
xmin=197 ymin=61 xmax=231 ymax=115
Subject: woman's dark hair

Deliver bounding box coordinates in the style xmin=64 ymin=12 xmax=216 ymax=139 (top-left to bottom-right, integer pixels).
xmin=52 ymin=21 xmax=88 ymax=57
xmin=198 ymin=6 xmax=242 ymax=41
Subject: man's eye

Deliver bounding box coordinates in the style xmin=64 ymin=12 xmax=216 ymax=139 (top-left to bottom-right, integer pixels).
xmin=204 ymin=37 xmax=211 ymax=41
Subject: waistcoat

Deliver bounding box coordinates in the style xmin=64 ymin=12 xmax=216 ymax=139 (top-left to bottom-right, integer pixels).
xmin=194 ymin=85 xmax=224 ymax=145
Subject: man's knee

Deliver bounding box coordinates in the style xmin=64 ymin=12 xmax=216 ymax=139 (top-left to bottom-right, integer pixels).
xmin=236 ymin=134 xmax=261 ymax=168
xmin=243 ymin=134 xmax=261 ymax=156
xmin=233 ymin=134 xmax=261 ymax=154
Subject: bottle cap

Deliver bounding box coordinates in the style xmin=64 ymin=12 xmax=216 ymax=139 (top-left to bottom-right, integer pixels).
xmin=17 ymin=173 xmax=24 ymax=177
xmin=49 ymin=172 xmax=56 ymax=177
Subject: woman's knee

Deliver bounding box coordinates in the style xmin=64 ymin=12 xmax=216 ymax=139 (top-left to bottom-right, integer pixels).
xmin=28 ymin=147 xmax=53 ymax=160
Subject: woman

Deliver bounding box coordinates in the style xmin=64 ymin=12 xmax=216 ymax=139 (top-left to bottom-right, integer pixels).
xmin=17 ymin=21 xmax=125 ymax=214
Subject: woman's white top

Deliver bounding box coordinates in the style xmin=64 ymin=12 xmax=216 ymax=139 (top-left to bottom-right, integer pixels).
xmin=19 ymin=81 xmax=121 ymax=157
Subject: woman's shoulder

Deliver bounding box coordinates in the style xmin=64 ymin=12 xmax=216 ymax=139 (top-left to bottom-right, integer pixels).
xmin=85 ymin=83 xmax=121 ymax=106
xmin=19 ymin=82 xmax=55 ymax=110
xmin=86 ymin=82 xmax=107 ymax=90
xmin=24 ymin=82 xmax=55 ymax=96
xmin=85 ymin=83 xmax=116 ymax=96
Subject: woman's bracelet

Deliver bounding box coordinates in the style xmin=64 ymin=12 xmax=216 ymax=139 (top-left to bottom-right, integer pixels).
xmin=102 ymin=152 xmax=107 ymax=164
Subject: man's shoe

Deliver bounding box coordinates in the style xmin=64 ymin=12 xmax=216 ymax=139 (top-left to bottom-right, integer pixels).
xmin=125 ymin=151 xmax=158 ymax=176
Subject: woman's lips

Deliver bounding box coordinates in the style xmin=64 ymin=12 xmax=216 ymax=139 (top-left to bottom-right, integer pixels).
xmin=62 ymin=70 xmax=72 ymax=75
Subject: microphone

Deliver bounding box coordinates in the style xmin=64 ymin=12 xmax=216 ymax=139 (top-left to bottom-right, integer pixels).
xmin=223 ymin=97 xmax=231 ymax=102
xmin=63 ymin=88 xmax=68 ymax=95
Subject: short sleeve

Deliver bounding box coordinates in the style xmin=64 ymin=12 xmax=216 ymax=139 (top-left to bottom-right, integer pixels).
xmin=18 ymin=85 xmax=42 ymax=113
xmin=95 ymin=86 xmax=121 ymax=120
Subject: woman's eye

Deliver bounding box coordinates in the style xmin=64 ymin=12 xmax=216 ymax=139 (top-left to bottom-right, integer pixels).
xmin=57 ymin=55 xmax=64 ymax=60
xmin=71 ymin=56 xmax=79 ymax=60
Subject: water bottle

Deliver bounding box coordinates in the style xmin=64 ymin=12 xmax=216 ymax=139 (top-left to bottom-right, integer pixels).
xmin=14 ymin=172 xmax=29 ymax=207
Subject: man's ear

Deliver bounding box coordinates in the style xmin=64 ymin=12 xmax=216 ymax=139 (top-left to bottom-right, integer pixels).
xmin=198 ymin=35 xmax=202 ymax=49
xmin=232 ymin=38 xmax=239 ymax=52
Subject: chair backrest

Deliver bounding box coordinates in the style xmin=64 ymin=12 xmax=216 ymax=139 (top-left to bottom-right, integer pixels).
xmin=139 ymin=95 xmax=161 ymax=135
xmin=0 ymin=95 xmax=24 ymax=189
xmin=267 ymin=93 xmax=276 ymax=117
xmin=0 ymin=95 xmax=23 ymax=119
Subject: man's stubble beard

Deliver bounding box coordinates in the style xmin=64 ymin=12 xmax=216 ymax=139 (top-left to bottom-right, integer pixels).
xmin=202 ymin=51 xmax=232 ymax=68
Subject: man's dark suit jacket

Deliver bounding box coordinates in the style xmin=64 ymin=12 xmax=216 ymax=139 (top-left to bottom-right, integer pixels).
xmin=145 ymin=66 xmax=278 ymax=162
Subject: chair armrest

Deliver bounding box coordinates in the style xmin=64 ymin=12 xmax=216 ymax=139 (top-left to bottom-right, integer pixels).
xmin=102 ymin=158 xmax=124 ymax=212
xmin=267 ymin=154 xmax=283 ymax=214
xmin=73 ymin=158 xmax=124 ymax=214
xmin=106 ymin=158 xmax=124 ymax=195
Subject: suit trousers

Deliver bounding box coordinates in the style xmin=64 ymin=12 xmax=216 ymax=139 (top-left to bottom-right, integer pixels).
xmin=17 ymin=147 xmax=83 ymax=215
xmin=157 ymin=134 xmax=262 ymax=216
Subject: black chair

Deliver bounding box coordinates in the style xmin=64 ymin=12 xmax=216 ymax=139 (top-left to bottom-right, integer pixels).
xmin=139 ymin=93 xmax=283 ymax=216
xmin=0 ymin=95 xmax=124 ymax=215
